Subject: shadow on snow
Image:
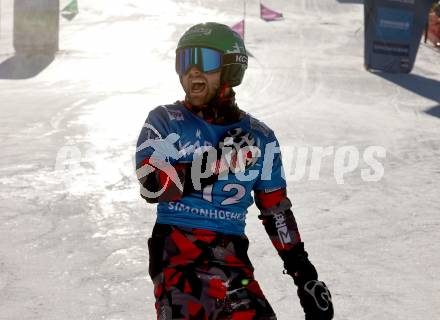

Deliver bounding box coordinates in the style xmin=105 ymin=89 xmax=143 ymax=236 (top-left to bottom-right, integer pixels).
xmin=0 ymin=53 xmax=55 ymax=79
xmin=375 ymin=72 xmax=440 ymax=119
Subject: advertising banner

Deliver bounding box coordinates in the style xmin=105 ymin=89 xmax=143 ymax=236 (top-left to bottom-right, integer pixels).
xmin=364 ymin=0 xmax=433 ymax=73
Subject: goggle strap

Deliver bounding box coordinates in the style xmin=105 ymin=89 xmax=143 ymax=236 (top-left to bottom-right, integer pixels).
xmin=222 ymin=53 xmax=248 ymax=67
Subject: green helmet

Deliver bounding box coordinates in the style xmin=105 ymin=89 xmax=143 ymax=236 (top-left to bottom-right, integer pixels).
xmin=176 ymin=22 xmax=248 ymax=87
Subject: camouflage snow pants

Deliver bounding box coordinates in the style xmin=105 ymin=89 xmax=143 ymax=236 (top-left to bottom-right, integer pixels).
xmin=148 ymin=223 xmax=277 ymax=320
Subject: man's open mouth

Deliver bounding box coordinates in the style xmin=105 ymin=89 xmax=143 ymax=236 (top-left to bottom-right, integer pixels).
xmin=190 ymin=79 xmax=207 ymax=93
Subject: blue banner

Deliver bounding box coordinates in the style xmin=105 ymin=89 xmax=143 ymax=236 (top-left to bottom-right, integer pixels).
xmin=364 ymin=0 xmax=433 ymax=73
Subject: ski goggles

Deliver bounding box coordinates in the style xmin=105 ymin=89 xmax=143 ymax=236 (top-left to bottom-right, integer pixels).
xmin=176 ymin=47 xmax=223 ymax=75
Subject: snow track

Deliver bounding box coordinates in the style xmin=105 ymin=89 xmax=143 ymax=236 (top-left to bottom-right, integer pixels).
xmin=0 ymin=0 xmax=439 ymax=319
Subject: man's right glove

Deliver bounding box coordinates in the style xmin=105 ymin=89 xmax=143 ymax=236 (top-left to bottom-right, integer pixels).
xmin=281 ymin=243 xmax=334 ymax=320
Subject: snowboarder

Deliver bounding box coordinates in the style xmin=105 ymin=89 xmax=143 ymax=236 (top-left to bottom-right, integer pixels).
xmin=136 ymin=22 xmax=334 ymax=320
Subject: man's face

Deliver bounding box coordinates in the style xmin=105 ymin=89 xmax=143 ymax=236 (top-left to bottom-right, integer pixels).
xmin=180 ymin=66 xmax=221 ymax=107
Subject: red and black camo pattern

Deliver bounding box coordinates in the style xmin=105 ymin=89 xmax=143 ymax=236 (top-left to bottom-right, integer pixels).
xmin=148 ymin=224 xmax=277 ymax=320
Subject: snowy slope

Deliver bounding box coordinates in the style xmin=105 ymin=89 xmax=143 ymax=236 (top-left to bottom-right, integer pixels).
xmin=0 ymin=0 xmax=439 ymax=319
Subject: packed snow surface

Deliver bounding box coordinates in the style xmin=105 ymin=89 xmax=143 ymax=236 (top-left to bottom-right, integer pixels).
xmin=0 ymin=0 xmax=439 ymax=319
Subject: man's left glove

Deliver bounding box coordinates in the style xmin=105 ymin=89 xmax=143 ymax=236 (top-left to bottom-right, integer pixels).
xmin=297 ymin=280 xmax=333 ymax=320
xmin=281 ymin=243 xmax=334 ymax=320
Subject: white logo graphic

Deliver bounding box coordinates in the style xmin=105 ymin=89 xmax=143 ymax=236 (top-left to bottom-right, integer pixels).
xmin=219 ymin=128 xmax=261 ymax=174
xmin=226 ymin=42 xmax=245 ymax=54
xmin=274 ymin=212 xmax=292 ymax=246
xmin=185 ymin=27 xmax=212 ymax=37
xmin=235 ymin=54 xmax=248 ymax=64
xmin=304 ymin=280 xmax=332 ymax=311
xmin=379 ymin=19 xmax=410 ymax=31
xmin=166 ymin=109 xmax=184 ymax=121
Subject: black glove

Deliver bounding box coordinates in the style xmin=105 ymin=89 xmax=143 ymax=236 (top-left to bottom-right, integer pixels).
xmin=297 ymin=280 xmax=333 ymax=320
xmin=281 ymin=243 xmax=334 ymax=320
